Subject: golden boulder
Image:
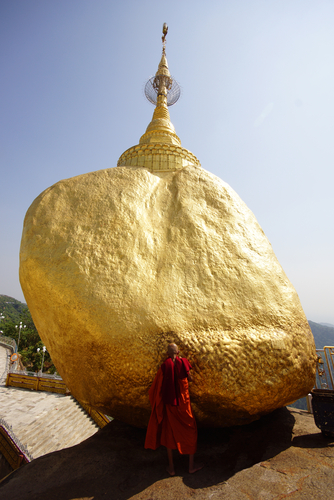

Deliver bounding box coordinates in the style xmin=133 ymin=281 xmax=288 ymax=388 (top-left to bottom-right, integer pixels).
xmin=20 ymin=27 xmax=316 ymax=426
xmin=19 ymin=164 xmax=316 ymax=427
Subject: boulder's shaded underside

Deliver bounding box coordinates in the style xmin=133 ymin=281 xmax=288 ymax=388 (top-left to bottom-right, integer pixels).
xmin=20 ymin=165 xmax=316 ymax=426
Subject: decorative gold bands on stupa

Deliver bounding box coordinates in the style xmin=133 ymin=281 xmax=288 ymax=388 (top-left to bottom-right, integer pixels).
xmin=117 ymin=143 xmax=201 ymax=171
xmin=117 ymin=24 xmax=201 ymax=172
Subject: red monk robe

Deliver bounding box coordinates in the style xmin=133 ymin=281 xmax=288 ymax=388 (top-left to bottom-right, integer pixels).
xmin=145 ymin=356 xmax=197 ymax=455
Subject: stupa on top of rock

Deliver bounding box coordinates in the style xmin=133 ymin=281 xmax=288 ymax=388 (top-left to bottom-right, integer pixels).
xmin=117 ymin=23 xmax=200 ymax=172
xmin=19 ymin=24 xmax=316 ymax=428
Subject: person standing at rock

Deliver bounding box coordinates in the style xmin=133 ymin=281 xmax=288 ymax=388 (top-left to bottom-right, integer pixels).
xmin=145 ymin=343 xmax=202 ymax=475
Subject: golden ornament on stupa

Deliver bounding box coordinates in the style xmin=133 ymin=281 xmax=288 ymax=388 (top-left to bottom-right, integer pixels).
xmin=117 ymin=24 xmax=200 ymax=172
xmin=19 ymin=24 xmax=316 ymax=428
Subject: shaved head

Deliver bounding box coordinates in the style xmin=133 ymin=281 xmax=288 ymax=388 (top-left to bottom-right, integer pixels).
xmin=167 ymin=343 xmax=178 ymax=356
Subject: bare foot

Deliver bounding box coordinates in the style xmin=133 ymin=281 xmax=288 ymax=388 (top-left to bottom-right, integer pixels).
xmin=189 ymin=464 xmax=204 ymax=474
xmin=166 ymin=466 xmax=175 ymax=476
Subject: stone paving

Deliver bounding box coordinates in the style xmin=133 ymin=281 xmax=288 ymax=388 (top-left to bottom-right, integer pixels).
xmin=0 ymin=346 xmax=99 ymax=459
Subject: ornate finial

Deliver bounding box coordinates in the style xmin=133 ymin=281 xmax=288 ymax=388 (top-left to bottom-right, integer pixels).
xmin=144 ymin=24 xmax=180 ymax=107
xmin=117 ymin=25 xmax=201 ymax=172
xmin=162 ymin=23 xmax=168 ymax=45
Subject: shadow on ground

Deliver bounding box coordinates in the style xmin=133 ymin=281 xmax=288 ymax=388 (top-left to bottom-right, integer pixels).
xmin=0 ymin=407 xmax=332 ymax=500
xmin=292 ymin=432 xmax=334 ymax=448
xmin=183 ymin=407 xmax=295 ymax=490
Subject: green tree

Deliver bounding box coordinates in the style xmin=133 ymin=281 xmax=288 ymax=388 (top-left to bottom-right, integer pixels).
xmin=1 ymin=309 xmax=56 ymax=374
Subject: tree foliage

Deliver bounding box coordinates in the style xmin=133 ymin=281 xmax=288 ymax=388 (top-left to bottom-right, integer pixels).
xmin=0 ymin=294 xmax=27 ymax=323
xmin=0 ymin=298 xmax=56 ymax=374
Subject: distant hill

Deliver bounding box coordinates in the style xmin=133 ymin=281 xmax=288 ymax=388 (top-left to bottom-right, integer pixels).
xmin=0 ymin=295 xmax=27 ymax=325
xmin=308 ymin=321 xmax=334 ymax=349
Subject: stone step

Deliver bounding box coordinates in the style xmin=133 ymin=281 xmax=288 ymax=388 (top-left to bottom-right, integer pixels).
xmin=16 ymin=397 xmax=99 ymax=458
xmin=0 ymin=349 xmax=100 ymax=460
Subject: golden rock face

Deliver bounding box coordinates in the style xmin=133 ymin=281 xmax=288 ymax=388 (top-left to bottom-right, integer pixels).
xmin=20 ymin=165 xmax=316 ymax=427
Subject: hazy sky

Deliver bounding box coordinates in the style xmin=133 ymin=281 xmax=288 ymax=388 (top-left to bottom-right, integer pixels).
xmin=1 ymin=0 xmax=333 ymax=324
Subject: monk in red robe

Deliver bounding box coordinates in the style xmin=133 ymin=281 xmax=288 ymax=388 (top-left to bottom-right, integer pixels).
xmin=145 ymin=343 xmax=202 ymax=475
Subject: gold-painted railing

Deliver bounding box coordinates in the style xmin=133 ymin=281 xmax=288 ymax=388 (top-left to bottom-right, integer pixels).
xmin=315 ymin=347 xmax=334 ymax=390
xmin=6 ymin=372 xmax=68 ymax=394
xmin=0 ymin=418 xmax=32 ymax=472
xmin=78 ymin=401 xmax=111 ymax=428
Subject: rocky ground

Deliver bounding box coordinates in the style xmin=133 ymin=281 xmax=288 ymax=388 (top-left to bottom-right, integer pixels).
xmin=0 ymin=406 xmax=333 ymax=500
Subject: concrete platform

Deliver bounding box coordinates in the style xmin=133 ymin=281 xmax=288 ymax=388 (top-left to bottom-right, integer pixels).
xmin=0 ymin=407 xmax=333 ymax=500
xmin=0 ymin=346 xmax=99 ymax=460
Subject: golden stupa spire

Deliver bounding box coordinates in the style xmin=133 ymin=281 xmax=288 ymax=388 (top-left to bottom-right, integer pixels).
xmin=117 ymin=24 xmax=200 ymax=172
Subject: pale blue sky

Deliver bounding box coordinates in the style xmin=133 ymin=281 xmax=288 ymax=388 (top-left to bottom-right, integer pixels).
xmin=1 ymin=0 xmax=333 ymax=324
